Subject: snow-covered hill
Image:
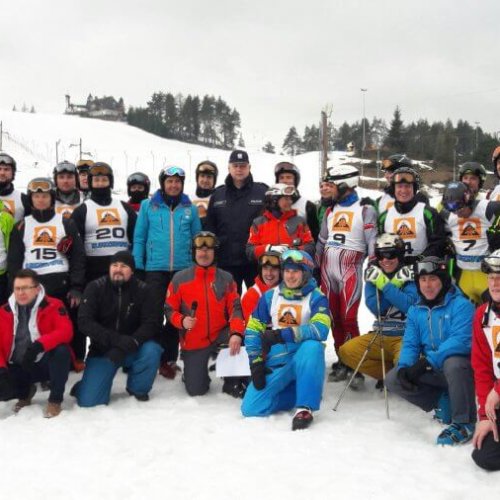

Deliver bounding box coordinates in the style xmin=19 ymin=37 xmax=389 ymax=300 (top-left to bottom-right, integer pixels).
xmin=0 ymin=110 xmax=493 ymax=500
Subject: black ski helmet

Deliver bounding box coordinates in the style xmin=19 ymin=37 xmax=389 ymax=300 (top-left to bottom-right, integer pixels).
xmin=381 ymin=154 xmax=412 ymax=173
xmin=192 ymin=231 xmax=219 ymax=266
xmin=27 ymin=177 xmax=56 ymax=207
xmin=389 ymin=166 xmax=420 ymax=197
xmin=88 ymin=162 xmax=114 ymax=190
xmin=158 ymin=166 xmax=186 ymax=190
xmin=458 ymin=162 xmax=487 ymax=189
xmin=442 ymin=181 xmax=473 ymax=213
xmin=274 ymin=161 xmax=301 ymax=187
xmin=127 ymin=172 xmax=150 ymax=198
xmin=0 ymin=152 xmax=17 ymax=180
xmin=258 ymin=250 xmax=282 ymax=282
xmin=53 ymin=160 xmax=78 ymax=186
xmin=195 ymin=161 xmax=218 ymax=186
xmin=414 ymin=256 xmax=451 ymax=295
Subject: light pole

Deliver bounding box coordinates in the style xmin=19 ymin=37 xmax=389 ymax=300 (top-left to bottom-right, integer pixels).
xmin=474 ymin=121 xmax=480 ymax=153
xmin=361 ymin=88 xmax=368 ymax=179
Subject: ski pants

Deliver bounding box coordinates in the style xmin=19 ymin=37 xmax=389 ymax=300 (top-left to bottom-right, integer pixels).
xmin=0 ymin=345 xmax=71 ymax=403
xmin=456 ymin=269 xmax=488 ymax=305
xmin=241 ymin=340 xmax=325 ymax=416
xmin=75 ymin=340 xmax=163 ymax=407
xmin=339 ymin=333 xmax=402 ymax=380
xmin=320 ymin=246 xmax=364 ymax=351
xmin=472 ymin=411 xmax=500 ymax=471
xmin=385 ymin=356 xmax=477 ymax=424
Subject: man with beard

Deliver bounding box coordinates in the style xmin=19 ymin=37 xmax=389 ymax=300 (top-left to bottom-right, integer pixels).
xmin=0 ymin=152 xmax=30 ymax=222
xmin=73 ymin=251 xmax=162 ymax=406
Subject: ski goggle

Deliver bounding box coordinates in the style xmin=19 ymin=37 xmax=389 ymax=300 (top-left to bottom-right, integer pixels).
xmin=393 ymin=172 xmax=415 ymax=184
xmin=89 ymin=164 xmax=112 ymax=177
xmin=443 ymin=200 xmax=466 ymax=212
xmin=193 ymin=234 xmax=217 ymax=249
xmin=414 ymin=260 xmax=447 ymax=276
xmin=381 ymin=158 xmax=398 ymax=171
xmin=375 ymin=249 xmax=400 ymax=260
xmin=54 ymin=162 xmax=77 ymax=174
xmin=197 ymin=163 xmax=217 ymax=175
xmin=267 ymin=185 xmax=297 ymax=197
xmin=76 ymin=160 xmax=94 ymax=171
xmin=281 ymin=249 xmax=314 ymax=270
xmin=28 ymin=179 xmax=53 ymax=192
xmin=259 ymin=254 xmax=281 ymax=267
xmin=163 ymin=166 xmax=186 ymax=178
xmin=0 ymin=154 xmax=15 ymax=166
xmin=481 ymin=255 xmax=500 ymax=274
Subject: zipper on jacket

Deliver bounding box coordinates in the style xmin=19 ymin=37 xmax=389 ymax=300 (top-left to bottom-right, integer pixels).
xmin=169 ymin=209 xmax=174 ymax=271
xmin=204 ymin=269 xmax=211 ymax=344
xmin=116 ymin=286 xmax=122 ymax=331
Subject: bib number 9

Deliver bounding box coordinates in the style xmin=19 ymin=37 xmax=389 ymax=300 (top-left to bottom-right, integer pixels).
xmin=333 ymin=233 xmax=346 ymax=245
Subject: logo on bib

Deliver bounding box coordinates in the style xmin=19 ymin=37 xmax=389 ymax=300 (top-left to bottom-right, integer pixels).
xmin=56 ymin=205 xmax=75 ymax=219
xmin=331 ymin=211 xmax=354 ymax=232
xmin=393 ymin=217 xmax=416 ymax=239
xmin=97 ymin=208 xmax=122 ymax=226
xmin=277 ymin=304 xmax=302 ymax=327
xmin=33 ymin=226 xmax=57 ymax=247
xmin=2 ymin=199 xmax=15 ymax=216
xmin=492 ymin=326 xmax=500 ymax=358
xmin=458 ymin=217 xmax=481 ymax=240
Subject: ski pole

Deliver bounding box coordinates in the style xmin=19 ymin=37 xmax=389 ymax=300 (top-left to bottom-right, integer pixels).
xmin=375 ymin=289 xmax=390 ymax=419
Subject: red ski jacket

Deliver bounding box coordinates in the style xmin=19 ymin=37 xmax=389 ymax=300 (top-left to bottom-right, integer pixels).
xmin=241 ymin=276 xmax=271 ymax=321
xmin=165 ymin=265 xmax=245 ymax=350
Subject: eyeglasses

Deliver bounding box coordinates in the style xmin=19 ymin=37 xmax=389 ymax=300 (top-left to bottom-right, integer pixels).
xmin=89 ymin=164 xmax=112 ymax=177
xmin=375 ymin=250 xmax=399 ymax=261
xmin=393 ymin=172 xmax=415 ymax=184
xmin=28 ymin=179 xmax=53 ymax=192
xmin=14 ymin=285 xmax=37 ymax=292
xmin=414 ymin=261 xmax=446 ymax=275
xmin=163 ymin=166 xmax=186 ymax=177
xmin=193 ymin=235 xmax=217 ymax=249
xmin=259 ymin=254 xmax=281 ymax=267
xmin=0 ymin=154 xmax=15 ymax=166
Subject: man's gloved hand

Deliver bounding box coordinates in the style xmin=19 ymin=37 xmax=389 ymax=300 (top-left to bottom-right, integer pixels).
xmin=391 ymin=265 xmax=414 ymax=288
xmin=21 ymin=341 xmax=44 ymax=371
xmin=397 ymin=367 xmax=417 ymax=391
xmin=57 ymin=235 xmax=73 ymax=254
xmin=107 ymin=348 xmax=127 ymax=366
xmin=364 ymin=266 xmax=389 ymax=290
xmin=250 ymin=357 xmax=268 ymax=391
xmin=267 ymin=244 xmax=288 ymax=254
xmin=115 ymin=336 xmax=139 ymax=355
xmin=398 ymin=358 xmax=431 ymax=391
xmin=67 ymin=288 xmax=83 ymax=308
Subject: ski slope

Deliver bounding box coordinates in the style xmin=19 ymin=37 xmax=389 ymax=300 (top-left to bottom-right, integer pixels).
xmin=0 ymin=110 xmax=495 ymax=500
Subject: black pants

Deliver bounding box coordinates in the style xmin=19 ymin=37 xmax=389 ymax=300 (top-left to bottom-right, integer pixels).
xmin=0 ymin=273 xmax=8 ymax=306
xmin=146 ymin=271 xmax=179 ymax=363
xmin=220 ymin=263 xmax=257 ymax=295
xmin=472 ymin=412 xmax=500 ymax=471
xmin=0 ymin=345 xmax=71 ymax=403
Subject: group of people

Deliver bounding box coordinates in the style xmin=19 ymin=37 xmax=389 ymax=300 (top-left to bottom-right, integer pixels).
xmin=0 ymin=146 xmax=499 ymax=470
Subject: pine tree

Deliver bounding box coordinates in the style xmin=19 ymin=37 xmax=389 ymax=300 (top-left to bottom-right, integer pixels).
xmin=384 ymin=106 xmax=406 ymax=152
xmin=282 ymin=127 xmax=302 ymax=156
xmin=30 ymin=105 xmax=36 ymax=113
xmin=238 ymin=134 xmax=245 ymax=147
xmin=302 ymin=125 xmax=320 ymax=152
xmin=12 ymin=105 xmax=17 ymax=112
xmin=262 ymin=141 xmax=276 ymax=153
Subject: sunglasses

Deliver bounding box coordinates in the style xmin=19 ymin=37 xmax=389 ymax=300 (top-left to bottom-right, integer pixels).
xmin=28 ymin=179 xmax=52 ymax=192
xmin=193 ymin=235 xmax=217 ymax=249
xmin=375 ymin=250 xmax=399 ymax=261
xmin=163 ymin=166 xmax=186 ymax=177
xmin=260 ymin=254 xmax=281 ymax=267
xmin=393 ymin=173 xmax=415 ymax=184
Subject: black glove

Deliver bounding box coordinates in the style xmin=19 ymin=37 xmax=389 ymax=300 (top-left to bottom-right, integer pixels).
xmin=106 ymin=348 xmax=127 ymax=366
xmin=261 ymin=329 xmax=285 ymax=353
xmin=397 ymin=368 xmax=417 ymax=392
xmin=398 ymin=358 xmax=431 ymax=391
xmin=21 ymin=341 xmax=44 ymax=371
xmin=116 ymin=336 xmax=139 ymax=355
xmin=250 ymin=358 xmax=268 ymax=391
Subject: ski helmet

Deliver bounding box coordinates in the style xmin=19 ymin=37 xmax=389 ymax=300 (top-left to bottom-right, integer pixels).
xmin=53 ymin=160 xmax=78 ymax=185
xmin=258 ymin=250 xmax=281 ymax=282
xmin=414 ymin=256 xmax=451 ymax=293
xmin=76 ymin=159 xmax=94 ymax=173
xmin=324 ymin=164 xmax=359 ymax=199
xmin=389 ymin=166 xmax=420 ymax=197
xmin=195 ymin=161 xmax=218 ymax=186
xmin=264 ymin=183 xmax=297 ymax=210
xmin=0 ymin=152 xmax=17 ymax=179
xmin=381 ymin=154 xmax=412 ymax=172
xmin=27 ymin=177 xmax=56 ymax=206
xmin=458 ymin=162 xmax=487 ymax=189
xmin=281 ymin=249 xmax=315 ymax=287
xmin=481 ymin=250 xmax=500 ymax=274
xmin=159 ymin=166 xmax=186 ymax=189
xmin=274 ymin=161 xmax=301 ymax=187
xmin=88 ymin=162 xmax=114 ymax=189
xmin=442 ymin=181 xmax=474 ymax=213
xmin=375 ymin=233 xmax=405 ymax=263
xmin=127 ymin=172 xmax=150 ymax=198
xmin=492 ymin=146 xmax=500 ymax=177
xmin=192 ymin=231 xmax=219 ymax=265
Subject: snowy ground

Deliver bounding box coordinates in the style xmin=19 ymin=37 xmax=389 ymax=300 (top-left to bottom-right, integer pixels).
xmin=0 ymin=111 xmax=497 ymax=499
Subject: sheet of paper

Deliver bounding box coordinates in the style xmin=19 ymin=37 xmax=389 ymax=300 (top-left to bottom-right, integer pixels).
xmin=215 ymin=347 xmax=251 ymax=377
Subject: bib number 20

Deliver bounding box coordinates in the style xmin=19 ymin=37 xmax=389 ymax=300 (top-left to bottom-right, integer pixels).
xmin=96 ymin=227 xmax=125 ymax=240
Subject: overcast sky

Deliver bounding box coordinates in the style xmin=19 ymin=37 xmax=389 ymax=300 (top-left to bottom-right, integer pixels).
xmin=1 ymin=0 xmax=499 ymax=148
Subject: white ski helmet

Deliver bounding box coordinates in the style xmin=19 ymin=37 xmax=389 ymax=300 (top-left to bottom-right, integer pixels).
xmin=324 ymin=164 xmax=359 ymax=198
xmin=265 ymin=183 xmax=297 ymax=209
xmin=375 ymin=233 xmax=405 ymax=262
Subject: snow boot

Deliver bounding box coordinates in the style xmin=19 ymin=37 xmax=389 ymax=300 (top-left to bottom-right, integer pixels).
xmin=433 ymin=391 xmax=451 ymax=424
xmin=13 ymin=384 xmax=36 ymax=414
xmin=436 ymin=423 xmax=474 ymax=446
xmin=328 ymin=361 xmax=348 ymax=382
xmin=349 ymin=371 xmax=365 ymax=391
xmin=126 ymin=388 xmax=149 ymax=402
xmin=292 ymin=407 xmax=313 ymax=431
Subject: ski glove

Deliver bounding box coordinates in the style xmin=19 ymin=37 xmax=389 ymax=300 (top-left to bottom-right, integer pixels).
xmin=398 ymin=358 xmax=431 ymax=391
xmin=364 ymin=266 xmax=389 ymax=291
xmin=391 ymin=266 xmax=414 ymax=288
xmin=107 ymin=348 xmax=127 ymax=366
xmin=116 ymin=336 xmax=139 ymax=355
xmin=250 ymin=357 xmax=268 ymax=391
xmin=266 ymin=244 xmax=288 ymax=254
xmin=57 ymin=235 xmax=73 ymax=254
xmin=21 ymin=341 xmax=44 ymax=371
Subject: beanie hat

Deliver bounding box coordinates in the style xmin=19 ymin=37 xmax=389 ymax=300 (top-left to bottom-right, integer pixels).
xmin=110 ymin=250 xmax=136 ymax=271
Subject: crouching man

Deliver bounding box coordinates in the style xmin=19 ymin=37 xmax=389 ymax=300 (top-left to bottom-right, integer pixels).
xmin=74 ymin=251 xmax=163 ymax=406
xmin=165 ymin=232 xmax=246 ymax=397
xmin=0 ymin=269 xmax=73 ymax=418
xmin=241 ymin=250 xmax=331 ymax=430
xmin=386 ymin=256 xmax=477 ymax=445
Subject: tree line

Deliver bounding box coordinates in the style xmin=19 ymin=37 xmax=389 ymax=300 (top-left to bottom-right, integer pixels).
xmin=128 ymin=92 xmax=243 ymax=150
xmin=279 ymin=107 xmax=498 ymax=168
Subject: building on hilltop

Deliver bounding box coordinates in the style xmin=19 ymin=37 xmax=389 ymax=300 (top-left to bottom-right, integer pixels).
xmin=65 ymin=94 xmax=126 ymax=121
